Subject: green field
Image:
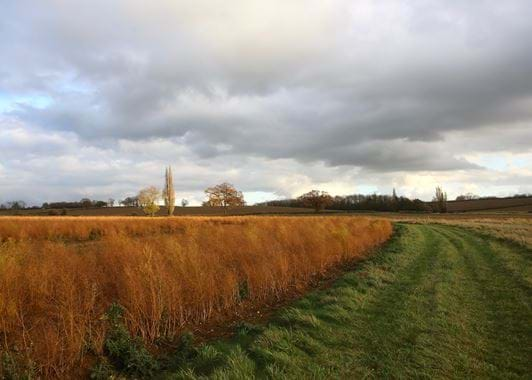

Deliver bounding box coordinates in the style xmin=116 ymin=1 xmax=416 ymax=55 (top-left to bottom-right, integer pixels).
xmin=153 ymin=224 xmax=531 ymax=379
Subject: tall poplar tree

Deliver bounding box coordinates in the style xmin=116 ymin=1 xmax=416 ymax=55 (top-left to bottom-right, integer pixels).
xmin=163 ymin=166 xmax=176 ymax=216
xmin=433 ymin=186 xmax=448 ymax=213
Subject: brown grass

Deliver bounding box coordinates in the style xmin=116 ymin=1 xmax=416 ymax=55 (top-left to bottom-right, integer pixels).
xmin=0 ymin=216 xmax=392 ymax=377
xmin=383 ymin=213 xmax=532 ymax=248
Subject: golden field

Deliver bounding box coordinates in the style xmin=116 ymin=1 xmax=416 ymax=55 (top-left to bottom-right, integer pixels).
xmin=0 ymin=216 xmax=392 ymax=377
xmin=381 ymin=213 xmax=532 ymax=248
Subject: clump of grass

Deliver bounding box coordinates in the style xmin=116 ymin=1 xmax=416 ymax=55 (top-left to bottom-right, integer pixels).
xmin=235 ymin=322 xmax=264 ymax=336
xmin=0 ymin=352 xmax=35 ymax=380
xmin=99 ymin=303 xmax=159 ymax=377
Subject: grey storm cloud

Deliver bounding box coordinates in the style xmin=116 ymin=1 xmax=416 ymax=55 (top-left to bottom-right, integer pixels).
xmin=1 ymin=0 xmax=532 ymax=203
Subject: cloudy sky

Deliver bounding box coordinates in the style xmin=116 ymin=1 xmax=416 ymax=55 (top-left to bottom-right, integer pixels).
xmin=1 ymin=0 xmax=532 ymax=205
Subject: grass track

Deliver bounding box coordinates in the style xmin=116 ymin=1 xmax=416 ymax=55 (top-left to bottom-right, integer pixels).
xmin=162 ymin=224 xmax=531 ymax=379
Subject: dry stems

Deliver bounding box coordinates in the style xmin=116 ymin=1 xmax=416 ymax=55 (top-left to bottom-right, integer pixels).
xmin=0 ymin=216 xmax=392 ymax=376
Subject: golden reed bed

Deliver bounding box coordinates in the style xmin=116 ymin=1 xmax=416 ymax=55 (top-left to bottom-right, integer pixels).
xmin=0 ymin=216 xmax=392 ymax=377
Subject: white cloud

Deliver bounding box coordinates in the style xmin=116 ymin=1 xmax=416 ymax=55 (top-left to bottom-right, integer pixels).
xmin=1 ymin=1 xmax=531 ymax=204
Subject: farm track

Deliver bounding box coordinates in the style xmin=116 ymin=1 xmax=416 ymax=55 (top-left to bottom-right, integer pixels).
xmin=163 ymin=224 xmax=532 ymax=379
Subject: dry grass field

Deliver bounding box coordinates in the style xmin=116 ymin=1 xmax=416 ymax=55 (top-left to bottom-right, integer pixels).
xmin=381 ymin=213 xmax=532 ymax=248
xmin=0 ymin=216 xmax=392 ymax=377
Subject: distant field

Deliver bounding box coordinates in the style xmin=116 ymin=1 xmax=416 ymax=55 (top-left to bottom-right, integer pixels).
xmin=0 ymin=205 xmax=321 ymax=217
xmin=430 ymin=196 xmax=532 ymax=213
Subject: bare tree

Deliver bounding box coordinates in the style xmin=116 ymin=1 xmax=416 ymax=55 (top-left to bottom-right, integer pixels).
xmin=162 ymin=166 xmax=176 ymax=216
xmin=120 ymin=196 xmax=139 ymax=207
xmin=80 ymin=198 xmax=93 ymax=208
xmin=5 ymin=200 xmax=26 ymax=210
xmin=297 ymin=190 xmax=333 ymax=212
xmin=433 ymin=186 xmax=448 ymax=213
xmin=107 ymin=198 xmax=115 ymax=207
xmin=138 ymin=186 xmax=160 ymax=216
xmin=455 ymin=193 xmax=479 ymax=201
xmin=391 ymin=188 xmax=399 ymax=211
xmin=181 ymin=199 xmax=189 ymax=207
xmin=204 ymin=182 xmax=245 ymax=213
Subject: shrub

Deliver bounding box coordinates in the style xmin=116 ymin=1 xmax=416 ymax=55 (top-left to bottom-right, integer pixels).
xmin=102 ymin=303 xmax=159 ymax=377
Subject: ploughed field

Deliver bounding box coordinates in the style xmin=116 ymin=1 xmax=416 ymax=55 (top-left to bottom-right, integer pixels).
xmin=0 ymin=216 xmax=392 ymax=377
xmin=0 ymin=205 xmax=325 ymax=217
xmin=435 ymin=196 xmax=532 ymax=213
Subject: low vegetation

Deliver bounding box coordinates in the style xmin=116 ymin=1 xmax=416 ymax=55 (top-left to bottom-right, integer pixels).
xmin=160 ymin=224 xmax=531 ymax=379
xmin=0 ymin=216 xmax=391 ymax=377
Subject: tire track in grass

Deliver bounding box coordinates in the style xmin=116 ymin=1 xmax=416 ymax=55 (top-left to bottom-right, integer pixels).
xmin=435 ymin=225 xmax=531 ymax=378
xmin=347 ymin=224 xmax=448 ymax=379
xmin=349 ymin=224 xmax=496 ymax=379
xmin=427 ymin=225 xmax=505 ymax=378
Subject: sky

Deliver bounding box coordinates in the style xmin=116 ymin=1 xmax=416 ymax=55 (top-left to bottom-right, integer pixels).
xmin=1 ymin=0 xmax=532 ymax=206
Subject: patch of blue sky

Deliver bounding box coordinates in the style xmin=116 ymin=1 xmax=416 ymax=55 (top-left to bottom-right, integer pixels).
xmin=356 ymin=185 xmax=379 ymax=195
xmin=507 ymin=155 xmax=531 ymax=169
xmin=243 ymin=191 xmax=279 ymax=205
xmin=57 ymin=80 xmax=93 ymax=94
xmin=0 ymin=92 xmax=53 ymax=113
xmin=470 ymin=155 xmax=508 ymax=171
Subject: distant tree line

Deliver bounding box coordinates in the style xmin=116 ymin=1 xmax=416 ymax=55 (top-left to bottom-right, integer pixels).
xmin=331 ymin=193 xmax=429 ymax=212
xmin=120 ymin=196 xmax=140 ymax=207
xmin=455 ymin=193 xmax=532 ymax=201
xmin=41 ymin=198 xmax=109 ymax=209
xmin=0 ymin=200 xmax=27 ymax=210
xmin=2 ymin=174 xmax=530 ymax=216
xmin=260 ymin=190 xmax=429 ymax=212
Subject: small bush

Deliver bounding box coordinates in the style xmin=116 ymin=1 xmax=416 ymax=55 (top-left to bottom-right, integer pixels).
xmin=235 ymin=322 xmax=264 ymax=336
xmin=89 ymin=358 xmax=115 ymax=380
xmin=1 ymin=352 xmax=35 ymax=380
xmin=101 ymin=303 xmax=159 ymax=378
xmin=88 ymin=228 xmax=103 ymax=240
xmin=173 ymin=331 xmax=197 ymax=364
xmin=238 ymin=279 xmax=250 ymax=301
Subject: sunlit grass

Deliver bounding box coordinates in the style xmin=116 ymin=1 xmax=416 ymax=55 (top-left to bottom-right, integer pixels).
xmin=0 ymin=216 xmax=391 ymax=377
